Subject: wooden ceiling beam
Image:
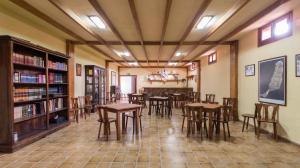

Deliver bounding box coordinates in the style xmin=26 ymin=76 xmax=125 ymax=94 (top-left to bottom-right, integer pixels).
xmin=187 ymin=0 xmax=290 ymax=63
xmin=10 ymin=0 xmax=123 ymax=66
xmin=48 ymin=0 xmax=127 ymax=66
xmin=179 ymin=0 xmax=250 ymax=62
xmin=158 ymin=0 xmax=172 ymax=65
xmin=166 ymin=0 xmax=212 ymax=63
xmin=88 ymin=0 xmax=142 ymax=66
xmin=71 ymin=40 xmax=233 ymax=45
xmin=128 ymin=0 xmax=149 ymax=63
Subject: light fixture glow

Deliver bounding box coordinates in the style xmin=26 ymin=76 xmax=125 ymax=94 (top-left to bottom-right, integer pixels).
xmin=89 ymin=15 xmax=106 ymax=29
xmin=123 ymin=51 xmax=130 ymax=57
xmin=196 ymin=16 xmax=214 ymax=30
xmin=175 ymin=52 xmax=182 ymax=57
xmin=168 ymin=62 xmax=177 ymax=66
xmin=274 ymin=18 xmax=289 ymax=36
xmin=128 ymin=62 xmax=138 ymax=66
xmin=114 ymin=50 xmax=130 ymax=57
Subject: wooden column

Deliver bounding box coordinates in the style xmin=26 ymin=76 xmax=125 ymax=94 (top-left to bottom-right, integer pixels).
xmin=105 ymin=60 xmax=110 ymax=95
xmin=66 ymin=40 xmax=74 ymax=105
xmin=230 ymin=40 xmax=239 ymax=121
xmin=197 ymin=60 xmax=201 ymax=93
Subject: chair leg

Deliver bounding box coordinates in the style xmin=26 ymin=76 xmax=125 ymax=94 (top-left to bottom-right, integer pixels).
xmin=204 ymin=121 xmax=208 ymax=138
xmin=200 ymin=121 xmax=203 ymax=140
xmin=223 ymin=123 xmax=226 ymax=141
xmin=246 ymin=117 xmax=250 ymax=130
xmin=106 ymin=123 xmax=109 ymax=141
xmin=140 ymin=116 xmax=142 ymax=132
xmin=227 ymin=122 xmax=230 ymax=137
xmin=182 ymin=116 xmax=185 ymax=132
xmin=108 ymin=124 xmax=111 ymax=135
xmin=273 ymin=123 xmax=278 ymax=140
xmin=257 ymin=121 xmax=261 ymax=139
xmin=125 ymin=116 xmax=129 ymax=129
xmin=98 ymin=123 xmax=102 ymax=139
xmin=253 ymin=118 xmax=257 ymax=135
xmin=242 ymin=117 xmax=246 ymax=132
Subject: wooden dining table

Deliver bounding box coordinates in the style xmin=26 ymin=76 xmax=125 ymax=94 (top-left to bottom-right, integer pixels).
xmin=102 ymin=103 xmax=142 ymax=140
xmin=185 ymin=103 xmax=222 ymax=139
xmin=148 ymin=96 xmax=169 ymax=117
xmin=172 ymin=93 xmax=182 ymax=108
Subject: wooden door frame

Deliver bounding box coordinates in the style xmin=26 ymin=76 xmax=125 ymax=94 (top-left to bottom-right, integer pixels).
xmin=119 ymin=75 xmax=137 ymax=94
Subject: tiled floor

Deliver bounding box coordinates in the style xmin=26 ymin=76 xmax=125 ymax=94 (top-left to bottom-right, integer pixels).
xmin=1 ymin=107 xmax=300 ymax=168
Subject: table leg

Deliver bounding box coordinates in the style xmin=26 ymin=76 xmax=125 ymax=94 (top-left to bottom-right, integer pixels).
xmin=135 ymin=108 xmax=140 ymax=134
xmin=187 ymin=107 xmax=191 ymax=137
xmin=122 ymin=113 xmax=126 ymax=134
xmin=208 ymin=111 xmax=213 ymax=139
xmin=161 ymin=101 xmax=164 ymax=117
xmin=216 ymin=108 xmax=221 ymax=134
xmin=116 ymin=112 xmax=121 ymax=140
xmin=148 ymin=100 xmax=152 ymax=115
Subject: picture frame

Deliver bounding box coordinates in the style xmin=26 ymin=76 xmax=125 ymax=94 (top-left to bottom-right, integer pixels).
xmin=245 ymin=64 xmax=255 ymax=76
xmin=296 ymin=54 xmax=300 ymax=77
xmin=258 ymin=56 xmax=286 ymax=106
xmin=111 ymin=71 xmax=116 ymax=86
xmin=76 ymin=63 xmax=82 ymax=76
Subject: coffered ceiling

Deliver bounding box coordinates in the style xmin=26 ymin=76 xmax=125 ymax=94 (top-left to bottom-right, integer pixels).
xmin=5 ymin=0 xmax=297 ymax=67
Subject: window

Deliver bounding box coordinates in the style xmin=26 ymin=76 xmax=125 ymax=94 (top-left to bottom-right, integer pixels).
xmin=208 ymin=52 xmax=217 ymax=64
xmin=258 ymin=12 xmax=293 ymax=46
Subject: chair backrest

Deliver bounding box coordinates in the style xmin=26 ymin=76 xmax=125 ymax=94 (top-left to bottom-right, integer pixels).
xmin=70 ymin=97 xmax=79 ymax=109
xmin=205 ymin=94 xmax=215 ymax=103
xmin=257 ymin=103 xmax=279 ymax=122
xmin=194 ymin=92 xmax=201 ymax=102
xmin=220 ymin=105 xmax=231 ymax=122
xmin=78 ymin=96 xmax=85 ymax=108
xmin=97 ymin=106 xmax=108 ymax=122
xmin=128 ymin=93 xmax=133 ymax=103
xmin=85 ymin=96 xmax=92 ymax=106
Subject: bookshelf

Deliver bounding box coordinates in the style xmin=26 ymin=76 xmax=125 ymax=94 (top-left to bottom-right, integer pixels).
xmin=0 ymin=36 xmax=70 ymax=153
xmin=85 ymin=65 xmax=106 ymax=111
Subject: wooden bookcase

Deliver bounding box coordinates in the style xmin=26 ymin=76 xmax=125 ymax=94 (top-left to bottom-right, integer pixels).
xmin=85 ymin=65 xmax=106 ymax=111
xmin=0 ymin=36 xmax=70 ymax=153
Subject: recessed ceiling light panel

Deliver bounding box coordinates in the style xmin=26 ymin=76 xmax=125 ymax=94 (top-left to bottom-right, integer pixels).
xmin=89 ymin=15 xmax=106 ymax=29
xmin=196 ymin=15 xmax=214 ymax=30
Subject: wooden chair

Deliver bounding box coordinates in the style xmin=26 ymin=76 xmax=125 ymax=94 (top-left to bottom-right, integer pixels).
xmin=194 ymin=92 xmax=201 ymax=102
xmin=181 ymin=105 xmax=188 ymax=132
xmin=125 ymin=99 xmax=143 ymax=133
xmin=70 ymin=97 xmax=79 ymax=123
xmin=203 ymin=94 xmax=216 ymax=104
xmin=128 ymin=93 xmax=133 ymax=103
xmin=78 ymin=96 xmax=85 ymax=118
xmin=186 ymin=106 xmax=208 ymax=139
xmin=213 ymin=106 xmax=231 ymax=140
xmin=97 ymin=106 xmax=117 ymax=140
xmin=84 ymin=96 xmax=92 ymax=118
xmin=166 ymin=95 xmax=173 ymax=117
xmin=223 ymin=98 xmax=237 ymax=121
xmin=141 ymin=93 xmax=147 ymax=108
xmin=242 ymin=103 xmax=261 ymax=133
xmin=257 ymin=104 xmax=279 ymax=140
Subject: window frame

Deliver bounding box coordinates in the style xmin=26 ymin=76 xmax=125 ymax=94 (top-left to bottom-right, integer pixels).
xmin=208 ymin=52 xmax=217 ymax=64
xmin=258 ymin=11 xmax=293 ymax=47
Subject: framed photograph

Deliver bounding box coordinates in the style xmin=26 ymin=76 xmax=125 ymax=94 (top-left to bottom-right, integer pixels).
xmin=245 ymin=64 xmax=255 ymax=76
xmin=258 ymin=56 xmax=286 ymax=105
xmin=111 ymin=71 xmax=116 ymax=86
xmin=296 ymin=54 xmax=300 ymax=77
xmin=76 ymin=64 xmax=82 ymax=76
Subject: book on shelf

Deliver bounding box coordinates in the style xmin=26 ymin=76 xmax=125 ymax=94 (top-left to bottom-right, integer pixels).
xmin=14 ymin=101 xmax=46 ymax=120
xmin=48 ymin=60 xmax=67 ymax=71
xmin=13 ymin=52 xmax=44 ymax=67
xmin=49 ymin=98 xmax=64 ymax=112
xmin=48 ymin=73 xmax=64 ymax=84
xmin=13 ymin=70 xmax=46 ymax=84
xmin=49 ymin=86 xmax=64 ymax=96
xmin=14 ymin=87 xmax=46 ymax=102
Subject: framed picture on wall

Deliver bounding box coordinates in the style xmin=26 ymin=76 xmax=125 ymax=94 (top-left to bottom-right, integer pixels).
xmin=258 ymin=56 xmax=286 ymax=105
xmin=296 ymin=54 xmax=300 ymax=77
xmin=76 ymin=63 xmax=82 ymax=76
xmin=245 ymin=64 xmax=255 ymax=76
xmin=111 ymin=71 xmax=116 ymax=86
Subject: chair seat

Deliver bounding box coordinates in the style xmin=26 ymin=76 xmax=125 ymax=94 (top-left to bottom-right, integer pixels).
xmin=242 ymin=114 xmax=255 ymax=118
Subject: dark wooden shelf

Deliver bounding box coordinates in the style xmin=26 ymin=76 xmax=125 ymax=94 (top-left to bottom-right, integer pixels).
xmin=49 ymin=95 xmax=68 ymax=99
xmin=49 ymin=83 xmax=68 ymax=85
xmin=49 ymin=107 xmax=68 ymax=114
xmin=14 ymin=114 xmax=46 ymax=124
xmin=48 ymin=68 xmax=68 ymax=72
xmin=13 ymin=63 xmax=45 ymax=70
xmin=14 ymin=98 xmax=47 ymax=105
xmin=14 ymin=82 xmax=46 ymax=86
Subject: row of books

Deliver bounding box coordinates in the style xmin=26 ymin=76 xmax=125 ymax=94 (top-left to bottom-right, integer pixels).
xmin=13 ymin=71 xmax=46 ymax=84
xmin=14 ymin=101 xmax=46 ymax=120
xmin=49 ymin=73 xmax=64 ymax=84
xmin=14 ymin=87 xmax=46 ymax=102
xmin=49 ymin=98 xmax=64 ymax=112
xmin=48 ymin=60 xmax=67 ymax=71
xmin=13 ymin=52 xmax=44 ymax=67
xmin=49 ymin=86 xmax=64 ymax=95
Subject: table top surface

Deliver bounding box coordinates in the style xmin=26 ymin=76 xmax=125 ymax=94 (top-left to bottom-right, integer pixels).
xmin=185 ymin=103 xmax=222 ymax=109
xmin=149 ymin=96 xmax=169 ymax=100
xmin=102 ymin=103 xmax=142 ymax=111
xmin=132 ymin=94 xmax=143 ymax=96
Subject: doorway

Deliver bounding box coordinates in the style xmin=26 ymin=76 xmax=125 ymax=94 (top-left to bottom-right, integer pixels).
xmin=120 ymin=75 xmax=137 ymax=96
